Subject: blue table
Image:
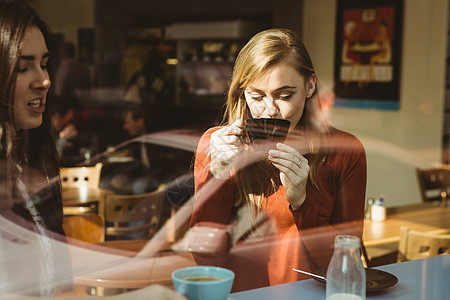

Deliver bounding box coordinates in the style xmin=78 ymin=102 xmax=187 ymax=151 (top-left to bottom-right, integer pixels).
xmin=230 ymin=254 xmax=450 ymax=300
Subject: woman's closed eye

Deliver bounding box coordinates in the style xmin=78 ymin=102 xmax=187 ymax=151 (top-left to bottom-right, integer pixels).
xmin=278 ymin=92 xmax=293 ymax=100
xmin=248 ymin=93 xmax=292 ymax=101
xmin=17 ymin=64 xmax=48 ymax=73
xmin=17 ymin=62 xmax=31 ymax=73
xmin=250 ymin=94 xmax=264 ymax=101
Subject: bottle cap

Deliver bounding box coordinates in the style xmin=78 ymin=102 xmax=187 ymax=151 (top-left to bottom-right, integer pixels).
xmin=334 ymin=235 xmax=360 ymax=249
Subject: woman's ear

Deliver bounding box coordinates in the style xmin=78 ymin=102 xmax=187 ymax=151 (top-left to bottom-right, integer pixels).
xmin=306 ymin=74 xmax=317 ymax=98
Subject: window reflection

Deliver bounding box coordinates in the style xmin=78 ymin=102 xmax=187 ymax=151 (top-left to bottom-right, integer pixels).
xmin=0 ymin=0 xmax=449 ymax=298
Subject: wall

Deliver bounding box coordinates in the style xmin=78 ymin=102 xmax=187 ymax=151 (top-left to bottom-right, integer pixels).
xmin=33 ymin=0 xmax=95 ymax=47
xmin=303 ymin=0 xmax=448 ymax=206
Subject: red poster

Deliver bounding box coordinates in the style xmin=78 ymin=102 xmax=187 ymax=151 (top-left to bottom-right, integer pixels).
xmin=334 ymin=0 xmax=403 ymax=110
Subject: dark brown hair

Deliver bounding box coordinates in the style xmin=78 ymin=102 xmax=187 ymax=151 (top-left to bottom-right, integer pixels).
xmin=0 ymin=0 xmax=62 ymax=233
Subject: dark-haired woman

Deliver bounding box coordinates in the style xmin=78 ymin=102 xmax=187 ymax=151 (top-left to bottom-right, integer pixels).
xmin=0 ymin=2 xmax=187 ymax=299
xmin=0 ymin=0 xmax=71 ymax=296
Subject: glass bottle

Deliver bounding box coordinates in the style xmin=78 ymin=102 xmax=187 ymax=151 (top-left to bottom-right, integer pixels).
xmin=326 ymin=235 xmax=366 ymax=300
xmin=364 ymin=198 xmax=374 ymax=219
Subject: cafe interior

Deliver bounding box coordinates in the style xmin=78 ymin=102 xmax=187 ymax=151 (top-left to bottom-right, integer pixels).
xmin=3 ymin=0 xmax=450 ymax=298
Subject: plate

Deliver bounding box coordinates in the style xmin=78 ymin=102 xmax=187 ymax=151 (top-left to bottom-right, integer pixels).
xmin=313 ymin=268 xmax=398 ymax=292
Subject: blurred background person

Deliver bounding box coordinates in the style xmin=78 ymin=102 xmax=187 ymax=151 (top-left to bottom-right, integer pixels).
xmin=123 ymin=103 xmax=148 ymax=138
xmin=124 ymin=47 xmax=174 ymax=106
xmin=52 ymin=41 xmax=91 ymax=109
xmin=49 ymin=101 xmax=78 ymax=159
xmin=102 ymin=104 xmax=160 ymax=195
xmin=47 ymin=98 xmax=92 ymax=167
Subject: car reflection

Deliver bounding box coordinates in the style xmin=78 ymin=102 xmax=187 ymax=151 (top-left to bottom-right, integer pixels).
xmin=87 ymin=127 xmax=205 ymax=239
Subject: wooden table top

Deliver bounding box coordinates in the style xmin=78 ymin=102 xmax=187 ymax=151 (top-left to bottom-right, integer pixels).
xmin=62 ymin=187 xmax=101 ymax=206
xmin=70 ymin=202 xmax=450 ymax=290
xmin=95 ymin=239 xmax=148 ymax=253
xmin=363 ymin=203 xmax=450 ymax=246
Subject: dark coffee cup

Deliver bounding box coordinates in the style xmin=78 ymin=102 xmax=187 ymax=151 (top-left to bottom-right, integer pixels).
xmin=241 ymin=118 xmax=290 ymax=153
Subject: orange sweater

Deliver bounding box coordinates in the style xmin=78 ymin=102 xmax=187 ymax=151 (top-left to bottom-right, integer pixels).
xmin=190 ymin=127 xmax=367 ymax=292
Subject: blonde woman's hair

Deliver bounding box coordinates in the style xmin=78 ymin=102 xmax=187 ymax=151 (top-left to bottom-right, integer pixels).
xmin=223 ymin=28 xmax=330 ymax=208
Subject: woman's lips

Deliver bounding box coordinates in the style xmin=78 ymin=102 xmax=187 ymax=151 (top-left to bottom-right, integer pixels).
xmin=28 ymin=98 xmax=45 ymax=113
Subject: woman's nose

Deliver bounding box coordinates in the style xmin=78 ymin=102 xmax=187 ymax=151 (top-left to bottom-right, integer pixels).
xmin=32 ymin=70 xmax=51 ymax=90
xmin=263 ymin=97 xmax=280 ymax=117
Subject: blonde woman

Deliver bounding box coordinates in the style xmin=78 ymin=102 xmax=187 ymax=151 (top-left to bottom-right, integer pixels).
xmin=190 ymin=28 xmax=367 ymax=292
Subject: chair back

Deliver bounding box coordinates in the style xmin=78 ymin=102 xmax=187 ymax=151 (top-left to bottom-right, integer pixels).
xmin=100 ymin=184 xmax=166 ymax=240
xmin=61 ymin=163 xmax=103 ymax=216
xmin=63 ymin=213 xmax=105 ymax=243
xmin=416 ymin=167 xmax=450 ymax=205
xmin=60 ymin=163 xmax=103 ymax=189
xmin=397 ymin=226 xmax=450 ymax=262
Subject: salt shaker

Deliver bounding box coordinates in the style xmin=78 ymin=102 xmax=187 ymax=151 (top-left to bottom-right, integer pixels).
xmin=371 ymin=197 xmax=386 ymax=222
xmin=326 ymin=235 xmax=366 ymax=300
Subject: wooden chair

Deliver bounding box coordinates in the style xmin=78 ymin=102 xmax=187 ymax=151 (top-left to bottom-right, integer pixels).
xmin=99 ymin=184 xmax=166 ymax=240
xmin=63 ymin=213 xmax=105 ymax=243
xmin=60 ymin=163 xmax=103 ymax=189
xmin=361 ymin=240 xmax=398 ymax=268
xmin=61 ymin=163 xmax=103 ymax=215
xmin=416 ymin=167 xmax=450 ymax=207
xmin=397 ymin=226 xmax=450 ymax=262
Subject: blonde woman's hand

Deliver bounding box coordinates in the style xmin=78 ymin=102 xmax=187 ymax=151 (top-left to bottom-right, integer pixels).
xmin=268 ymin=143 xmax=310 ymax=210
xmin=210 ymin=119 xmax=243 ymax=179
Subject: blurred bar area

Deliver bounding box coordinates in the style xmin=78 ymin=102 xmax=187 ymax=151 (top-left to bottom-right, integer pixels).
xmin=37 ymin=0 xmax=298 ymax=167
xmin=33 ymin=0 xmax=448 ymax=206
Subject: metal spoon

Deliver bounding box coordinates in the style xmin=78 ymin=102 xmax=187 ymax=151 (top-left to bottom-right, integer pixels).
xmin=292 ymin=268 xmax=326 ymax=280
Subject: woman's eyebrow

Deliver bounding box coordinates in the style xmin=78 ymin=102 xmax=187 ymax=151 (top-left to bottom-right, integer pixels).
xmin=246 ymin=85 xmax=297 ymax=94
xmin=274 ymin=85 xmax=296 ymax=91
xmin=20 ymin=52 xmax=50 ymax=60
xmin=246 ymin=87 xmax=263 ymax=93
